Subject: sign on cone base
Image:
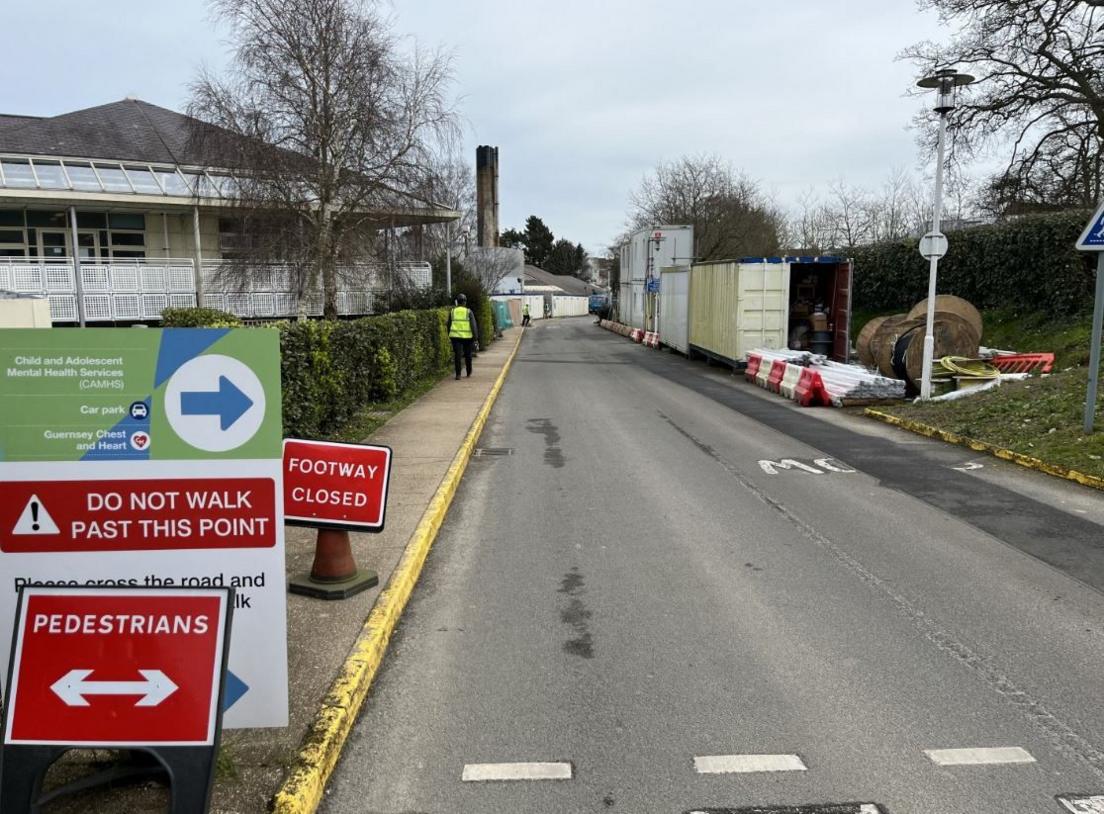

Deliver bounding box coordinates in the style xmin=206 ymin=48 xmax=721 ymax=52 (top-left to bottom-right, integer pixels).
xmin=288 ymin=529 xmax=378 ymax=600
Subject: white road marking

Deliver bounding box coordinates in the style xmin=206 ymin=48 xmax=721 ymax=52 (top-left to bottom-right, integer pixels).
xmin=952 ymin=461 xmax=984 ymax=472
xmin=923 ymin=746 xmax=1036 ymax=766
xmin=693 ymin=753 xmax=807 ymax=774
xmin=759 ymin=459 xmax=823 ymax=475
xmin=814 ymin=457 xmax=856 ymax=473
xmin=1059 ymin=795 xmax=1104 ymax=813
xmin=461 ymin=762 xmax=572 ymax=782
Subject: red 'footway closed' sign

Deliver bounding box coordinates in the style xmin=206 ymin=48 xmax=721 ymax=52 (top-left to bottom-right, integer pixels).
xmin=282 ymin=439 xmax=392 ymax=532
xmin=0 ymin=478 xmax=277 ymax=553
xmin=2 ymin=587 xmax=231 ymax=747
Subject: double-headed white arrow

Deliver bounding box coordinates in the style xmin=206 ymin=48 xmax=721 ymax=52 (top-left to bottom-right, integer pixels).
xmin=50 ymin=669 xmax=179 ymax=708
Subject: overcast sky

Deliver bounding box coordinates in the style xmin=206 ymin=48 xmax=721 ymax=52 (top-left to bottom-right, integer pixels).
xmin=8 ymin=0 xmax=952 ymax=254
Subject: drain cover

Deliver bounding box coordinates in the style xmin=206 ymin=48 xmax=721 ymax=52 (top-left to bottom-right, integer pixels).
xmin=687 ymin=806 xmax=886 ymax=814
xmin=473 ymin=447 xmax=514 ymax=457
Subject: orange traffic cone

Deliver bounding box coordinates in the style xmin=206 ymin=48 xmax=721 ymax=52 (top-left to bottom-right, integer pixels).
xmin=288 ymin=528 xmax=379 ymax=600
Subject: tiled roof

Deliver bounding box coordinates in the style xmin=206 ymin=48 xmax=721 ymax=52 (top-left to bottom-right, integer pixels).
xmin=523 ymin=264 xmax=600 ymax=295
xmin=0 ymin=114 xmax=42 ymax=132
xmin=0 ymin=99 xmax=230 ymax=165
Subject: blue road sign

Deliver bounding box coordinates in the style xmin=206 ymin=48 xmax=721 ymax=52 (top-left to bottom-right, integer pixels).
xmin=1076 ymin=203 xmax=1104 ymax=251
xmin=181 ymin=375 xmax=254 ymax=430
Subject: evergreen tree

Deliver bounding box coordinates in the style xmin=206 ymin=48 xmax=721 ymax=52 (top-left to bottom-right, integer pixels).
xmin=523 ymin=216 xmax=555 ymax=267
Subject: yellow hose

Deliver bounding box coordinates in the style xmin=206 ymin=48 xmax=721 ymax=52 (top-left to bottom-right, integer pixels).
xmin=936 ymin=356 xmax=1001 ymax=379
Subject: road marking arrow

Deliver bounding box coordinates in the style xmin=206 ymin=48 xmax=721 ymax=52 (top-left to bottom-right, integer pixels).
xmin=50 ymin=669 xmax=179 ymax=708
xmin=180 ymin=375 xmax=253 ymax=430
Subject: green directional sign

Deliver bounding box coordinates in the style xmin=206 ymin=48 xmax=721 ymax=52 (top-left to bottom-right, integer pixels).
xmin=0 ymin=326 xmax=289 ymax=730
xmin=0 ymin=328 xmax=282 ymax=462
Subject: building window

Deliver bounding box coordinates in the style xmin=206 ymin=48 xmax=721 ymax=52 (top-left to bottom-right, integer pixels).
xmin=109 ymin=213 xmax=145 ymax=230
xmin=31 ymin=161 xmax=69 ymax=190
xmin=124 ymin=167 xmax=161 ymax=195
xmin=65 ymin=163 xmax=102 ymax=191
xmin=76 ymin=212 xmax=107 ymax=229
xmin=1 ymin=160 xmax=36 ymax=188
xmin=155 ymin=169 xmax=190 ymax=196
xmin=26 ymin=211 xmax=66 ymax=228
xmin=94 ymin=164 xmax=132 ymax=193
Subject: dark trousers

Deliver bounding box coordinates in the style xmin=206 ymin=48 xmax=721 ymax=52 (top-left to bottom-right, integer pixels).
xmin=522 ymin=314 xmax=530 ymax=326
xmin=451 ymin=338 xmax=473 ymax=377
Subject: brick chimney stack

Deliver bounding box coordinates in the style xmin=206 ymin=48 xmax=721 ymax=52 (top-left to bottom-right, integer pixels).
xmin=475 ymin=145 xmax=499 ymax=248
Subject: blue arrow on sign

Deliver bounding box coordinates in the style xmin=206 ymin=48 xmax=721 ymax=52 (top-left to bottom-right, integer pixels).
xmin=180 ymin=375 xmax=253 ymax=430
xmin=223 ymin=670 xmax=249 ymax=711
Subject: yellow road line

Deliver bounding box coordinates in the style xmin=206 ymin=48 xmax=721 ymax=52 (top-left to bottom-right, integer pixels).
xmin=864 ymin=408 xmax=1104 ymax=492
xmin=272 ymin=332 xmax=524 ymax=814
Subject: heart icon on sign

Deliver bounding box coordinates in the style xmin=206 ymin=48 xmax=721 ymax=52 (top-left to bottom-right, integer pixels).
xmin=130 ymin=432 xmax=151 ymax=451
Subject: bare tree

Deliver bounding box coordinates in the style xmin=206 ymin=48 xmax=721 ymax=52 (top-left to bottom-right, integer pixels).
xmin=398 ymin=157 xmax=476 ymax=263
xmin=190 ymin=0 xmax=459 ymax=317
xmin=464 ymin=247 xmax=524 ymax=294
xmin=627 ymin=154 xmax=783 ymax=260
xmin=903 ymin=0 xmax=1104 ymax=214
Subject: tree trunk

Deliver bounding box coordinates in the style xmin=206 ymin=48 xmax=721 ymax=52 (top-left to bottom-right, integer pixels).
xmin=319 ymin=207 xmax=338 ymax=319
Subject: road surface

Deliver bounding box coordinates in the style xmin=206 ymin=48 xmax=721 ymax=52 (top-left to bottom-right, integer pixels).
xmin=322 ymin=316 xmax=1104 ymax=814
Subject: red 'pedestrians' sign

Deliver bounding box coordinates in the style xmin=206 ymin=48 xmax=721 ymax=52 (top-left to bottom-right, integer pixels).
xmin=0 ymin=478 xmax=277 ymax=553
xmin=282 ymin=439 xmax=392 ymax=532
xmin=2 ymin=587 xmax=231 ymax=747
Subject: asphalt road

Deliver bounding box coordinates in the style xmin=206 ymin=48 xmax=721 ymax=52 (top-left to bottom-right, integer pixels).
xmin=322 ymin=317 xmax=1104 ymax=814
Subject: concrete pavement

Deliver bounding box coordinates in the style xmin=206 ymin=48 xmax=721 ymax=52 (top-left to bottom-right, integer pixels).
xmin=321 ymin=316 xmax=1104 ymax=814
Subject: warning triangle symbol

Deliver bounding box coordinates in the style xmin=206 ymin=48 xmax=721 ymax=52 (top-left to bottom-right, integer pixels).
xmin=12 ymin=495 xmax=60 ymax=535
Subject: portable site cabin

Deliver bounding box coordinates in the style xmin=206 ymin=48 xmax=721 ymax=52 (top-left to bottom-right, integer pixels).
xmin=657 ymin=266 xmax=691 ymax=354
xmin=618 ymin=224 xmax=694 ymax=330
xmin=686 ymin=256 xmax=852 ymax=365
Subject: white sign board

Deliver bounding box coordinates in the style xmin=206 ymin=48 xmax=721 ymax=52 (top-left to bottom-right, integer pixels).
xmin=0 ymin=328 xmax=288 ymax=729
xmin=919 ymin=231 xmax=948 ymax=260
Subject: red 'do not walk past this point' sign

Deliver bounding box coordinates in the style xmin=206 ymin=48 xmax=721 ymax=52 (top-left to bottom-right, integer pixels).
xmin=0 ymin=477 xmax=277 ymax=553
xmin=283 ymin=439 xmax=393 ymax=532
xmin=2 ymin=586 xmax=231 ymax=747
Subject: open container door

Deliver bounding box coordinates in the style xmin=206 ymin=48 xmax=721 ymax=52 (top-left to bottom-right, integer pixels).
xmin=831 ymin=260 xmax=853 ymax=361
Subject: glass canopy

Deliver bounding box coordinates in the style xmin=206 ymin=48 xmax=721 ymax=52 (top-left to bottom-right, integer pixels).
xmin=0 ymin=155 xmax=238 ymax=199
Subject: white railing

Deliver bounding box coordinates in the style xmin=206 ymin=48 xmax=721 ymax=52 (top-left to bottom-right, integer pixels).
xmin=199 ymin=260 xmax=432 ymax=319
xmin=0 ymin=258 xmax=197 ymax=323
xmin=0 ymin=258 xmax=432 ymax=323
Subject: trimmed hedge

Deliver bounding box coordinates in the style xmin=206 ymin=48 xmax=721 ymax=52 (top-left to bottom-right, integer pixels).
xmin=852 ymin=210 xmax=1096 ymax=316
xmin=280 ymin=308 xmax=455 ymax=438
xmin=159 ymin=305 xmax=463 ymax=439
xmin=160 ymin=307 xmax=241 ymax=328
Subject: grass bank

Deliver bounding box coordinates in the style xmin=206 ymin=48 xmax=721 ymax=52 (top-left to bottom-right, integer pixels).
xmin=857 ymin=308 xmax=1103 ymax=479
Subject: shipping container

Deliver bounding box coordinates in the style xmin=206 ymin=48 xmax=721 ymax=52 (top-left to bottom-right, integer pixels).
xmin=687 ymin=256 xmax=852 ymax=366
xmin=657 ymin=266 xmax=690 ymax=354
xmin=619 ymin=225 xmax=695 ymax=283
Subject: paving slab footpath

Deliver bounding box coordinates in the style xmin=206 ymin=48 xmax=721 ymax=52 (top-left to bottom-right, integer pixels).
xmin=40 ymin=326 xmax=523 ymax=813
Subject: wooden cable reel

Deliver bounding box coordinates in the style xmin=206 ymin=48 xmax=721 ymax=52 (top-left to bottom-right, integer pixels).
xmin=906 ymin=295 xmax=983 ymax=340
xmin=867 ymin=315 xmax=917 ymax=377
xmin=855 ymin=315 xmax=890 ymax=368
xmin=895 ymin=311 xmax=981 ymax=388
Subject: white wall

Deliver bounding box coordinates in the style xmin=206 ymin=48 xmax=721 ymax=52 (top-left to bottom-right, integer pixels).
xmin=552 ymin=295 xmax=588 ymax=317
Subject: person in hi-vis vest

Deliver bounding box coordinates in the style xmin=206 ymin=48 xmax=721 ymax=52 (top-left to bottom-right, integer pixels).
xmin=447 ymin=293 xmax=480 ymax=380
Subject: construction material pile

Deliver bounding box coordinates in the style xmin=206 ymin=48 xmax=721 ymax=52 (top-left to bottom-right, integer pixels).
xmin=745 ymin=348 xmax=905 ymax=408
xmin=855 ymin=295 xmax=982 ymax=392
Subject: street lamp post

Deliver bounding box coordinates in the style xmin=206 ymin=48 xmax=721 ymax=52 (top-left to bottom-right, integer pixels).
xmin=916 ymin=67 xmax=974 ymax=400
